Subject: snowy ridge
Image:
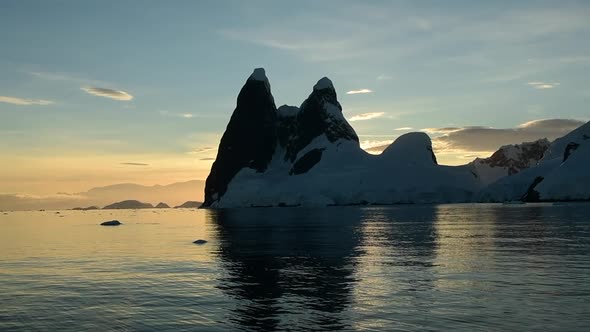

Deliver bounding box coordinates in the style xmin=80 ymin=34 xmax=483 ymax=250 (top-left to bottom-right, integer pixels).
xmin=470 ymin=139 xmax=550 ymax=185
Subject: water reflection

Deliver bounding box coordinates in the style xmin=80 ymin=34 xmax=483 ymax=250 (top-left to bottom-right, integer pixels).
xmin=207 ymin=208 xmax=364 ymax=331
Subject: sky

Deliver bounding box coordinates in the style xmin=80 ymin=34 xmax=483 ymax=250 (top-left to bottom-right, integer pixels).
xmin=1 ymin=0 xmax=589 ymax=199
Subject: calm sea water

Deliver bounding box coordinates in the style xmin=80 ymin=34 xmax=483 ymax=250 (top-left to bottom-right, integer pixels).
xmin=1 ymin=204 xmax=589 ymax=331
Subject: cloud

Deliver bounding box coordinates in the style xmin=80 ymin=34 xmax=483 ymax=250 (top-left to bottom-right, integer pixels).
xmin=120 ymin=162 xmax=149 ymax=166
xmin=377 ymin=75 xmax=393 ymax=80
xmin=199 ymin=157 xmax=216 ymax=161
xmin=159 ymin=110 xmax=195 ymax=118
xmin=394 ymin=127 xmax=413 ymax=131
xmin=527 ymin=81 xmax=560 ymax=89
xmin=421 ymin=127 xmax=463 ymax=135
xmin=348 ymin=112 xmax=385 ymax=122
xmin=430 ymin=119 xmax=585 ymax=153
xmin=189 ymin=146 xmax=217 ymax=155
xmin=346 ymin=89 xmax=373 ymax=95
xmin=81 ymin=87 xmax=133 ymax=101
xmin=0 ymin=96 xmax=54 ymax=106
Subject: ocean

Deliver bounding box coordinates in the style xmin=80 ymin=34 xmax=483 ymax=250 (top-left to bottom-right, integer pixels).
xmin=1 ymin=204 xmax=589 ymax=331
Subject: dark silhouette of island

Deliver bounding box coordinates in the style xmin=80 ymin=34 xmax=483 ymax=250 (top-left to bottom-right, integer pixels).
xmin=174 ymin=201 xmax=202 ymax=208
xmin=103 ymin=200 xmax=153 ymax=210
xmin=72 ymin=206 xmax=99 ymax=211
xmin=155 ymin=202 xmax=170 ymax=208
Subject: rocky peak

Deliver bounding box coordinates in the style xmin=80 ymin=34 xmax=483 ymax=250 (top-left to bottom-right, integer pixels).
xmin=282 ymin=77 xmax=359 ymax=161
xmin=202 ymin=68 xmax=278 ymax=207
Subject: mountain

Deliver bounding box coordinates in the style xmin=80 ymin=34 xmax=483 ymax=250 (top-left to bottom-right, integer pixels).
xmin=470 ymin=138 xmax=550 ymax=185
xmin=155 ymin=202 xmax=170 ymax=208
xmin=479 ymin=121 xmax=590 ymax=202
xmin=174 ymin=201 xmax=202 ymax=208
xmin=82 ymin=180 xmax=204 ymax=208
xmin=0 ymin=180 xmax=204 ymax=211
xmin=202 ymin=68 xmax=481 ymax=208
xmin=103 ymin=200 xmax=153 ymax=209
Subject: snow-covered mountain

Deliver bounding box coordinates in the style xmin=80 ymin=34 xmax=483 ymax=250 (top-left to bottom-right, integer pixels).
xmin=202 ymin=68 xmax=590 ymax=207
xmin=479 ymin=121 xmax=590 ymax=202
xmin=470 ymin=139 xmax=550 ymax=185
xmin=202 ymin=68 xmax=480 ymax=208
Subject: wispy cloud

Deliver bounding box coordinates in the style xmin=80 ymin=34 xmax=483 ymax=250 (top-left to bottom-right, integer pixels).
xmin=394 ymin=127 xmax=413 ymax=131
xmin=377 ymin=74 xmax=393 ymax=80
xmin=120 ymin=162 xmax=149 ymax=166
xmin=348 ymin=112 xmax=385 ymax=122
xmin=0 ymin=96 xmax=54 ymax=106
xmin=81 ymin=87 xmax=133 ymax=101
xmin=199 ymin=157 xmax=215 ymax=161
xmin=159 ymin=110 xmax=195 ymax=119
xmin=346 ymin=89 xmax=373 ymax=95
xmin=189 ymin=146 xmax=217 ymax=155
xmin=527 ymin=81 xmax=560 ymax=89
xmin=421 ymin=127 xmax=463 ymax=135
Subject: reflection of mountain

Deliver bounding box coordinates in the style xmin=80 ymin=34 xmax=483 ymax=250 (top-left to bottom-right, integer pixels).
xmin=207 ymin=208 xmax=364 ymax=331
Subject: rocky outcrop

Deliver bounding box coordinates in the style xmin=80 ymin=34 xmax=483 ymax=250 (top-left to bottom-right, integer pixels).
xmin=203 ymin=68 xmax=278 ymax=207
xmin=471 ymin=139 xmax=550 ymax=185
xmin=100 ymin=220 xmax=122 ymax=226
xmin=155 ymin=202 xmax=170 ymax=208
xmin=281 ymin=77 xmax=358 ymax=162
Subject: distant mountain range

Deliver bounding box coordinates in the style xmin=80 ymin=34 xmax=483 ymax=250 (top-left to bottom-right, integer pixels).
xmin=0 ymin=180 xmax=204 ymax=211
xmin=202 ymin=68 xmax=589 ymax=207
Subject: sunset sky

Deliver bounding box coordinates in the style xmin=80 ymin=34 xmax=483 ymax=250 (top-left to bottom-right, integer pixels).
xmin=1 ymin=0 xmax=589 ymax=199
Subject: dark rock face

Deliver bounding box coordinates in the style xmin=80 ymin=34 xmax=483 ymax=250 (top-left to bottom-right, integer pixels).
xmin=100 ymin=220 xmax=122 ymax=226
xmin=427 ymin=146 xmax=438 ymax=165
xmin=522 ymin=176 xmax=545 ymax=202
xmin=103 ymin=200 xmax=153 ymax=209
xmin=282 ymin=78 xmax=358 ymax=162
xmin=203 ymin=69 xmax=277 ymax=207
xmin=290 ymin=148 xmax=325 ymax=175
xmin=563 ymin=142 xmax=580 ymax=162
